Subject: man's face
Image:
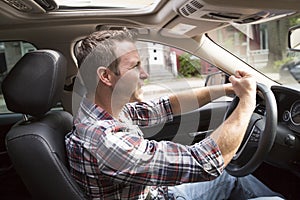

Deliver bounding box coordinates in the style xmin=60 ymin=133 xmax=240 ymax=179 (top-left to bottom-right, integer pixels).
xmin=111 ymin=41 xmax=148 ymax=103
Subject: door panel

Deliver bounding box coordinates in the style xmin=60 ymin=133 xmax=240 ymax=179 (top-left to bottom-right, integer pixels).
xmin=142 ymin=101 xmax=230 ymax=145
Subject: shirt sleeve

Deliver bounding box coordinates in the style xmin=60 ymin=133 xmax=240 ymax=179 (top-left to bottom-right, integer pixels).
xmin=92 ymin=125 xmax=225 ymax=186
xmin=121 ymin=96 xmax=173 ymax=127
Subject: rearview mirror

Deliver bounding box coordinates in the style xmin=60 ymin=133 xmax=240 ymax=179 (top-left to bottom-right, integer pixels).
xmin=205 ymin=71 xmax=229 ymax=86
xmin=288 ymin=25 xmax=300 ymax=51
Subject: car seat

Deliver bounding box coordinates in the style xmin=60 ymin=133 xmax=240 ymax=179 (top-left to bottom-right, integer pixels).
xmin=1 ymin=50 xmax=86 ymax=200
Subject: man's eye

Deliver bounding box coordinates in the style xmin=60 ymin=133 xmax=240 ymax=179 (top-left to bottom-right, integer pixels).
xmin=132 ymin=64 xmax=140 ymax=69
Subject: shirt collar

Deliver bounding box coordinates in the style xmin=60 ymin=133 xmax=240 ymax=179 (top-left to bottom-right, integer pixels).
xmin=79 ymin=97 xmax=114 ymax=122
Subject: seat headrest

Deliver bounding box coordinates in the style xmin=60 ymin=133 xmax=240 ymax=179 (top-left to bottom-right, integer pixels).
xmin=2 ymin=50 xmax=67 ymax=117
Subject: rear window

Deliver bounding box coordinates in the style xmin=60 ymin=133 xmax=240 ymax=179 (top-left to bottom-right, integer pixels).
xmin=0 ymin=41 xmax=36 ymax=113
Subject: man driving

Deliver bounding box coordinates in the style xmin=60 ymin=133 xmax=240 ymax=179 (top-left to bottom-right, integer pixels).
xmin=65 ymin=28 xmax=283 ymax=200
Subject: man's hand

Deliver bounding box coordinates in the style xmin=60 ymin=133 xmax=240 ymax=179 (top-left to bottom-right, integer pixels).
xmin=229 ymin=70 xmax=257 ymax=111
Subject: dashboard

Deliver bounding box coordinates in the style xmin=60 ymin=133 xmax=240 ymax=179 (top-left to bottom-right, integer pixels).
xmin=273 ymin=85 xmax=300 ymax=134
xmin=282 ymin=100 xmax=300 ymax=133
xmin=266 ymin=85 xmax=300 ymax=176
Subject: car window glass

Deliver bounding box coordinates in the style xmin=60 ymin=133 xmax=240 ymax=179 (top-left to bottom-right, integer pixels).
xmin=135 ymin=41 xmax=221 ymax=101
xmin=208 ymin=14 xmax=300 ymax=86
xmin=0 ymin=41 xmax=36 ymax=114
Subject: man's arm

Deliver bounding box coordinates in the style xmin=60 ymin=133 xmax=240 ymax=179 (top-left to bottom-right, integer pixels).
xmin=169 ymin=70 xmax=256 ymax=166
xmin=169 ymin=83 xmax=234 ymax=115
xmin=209 ymin=70 xmax=256 ymax=166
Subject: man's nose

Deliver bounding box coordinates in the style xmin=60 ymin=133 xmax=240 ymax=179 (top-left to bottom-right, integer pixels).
xmin=140 ymin=67 xmax=149 ymax=80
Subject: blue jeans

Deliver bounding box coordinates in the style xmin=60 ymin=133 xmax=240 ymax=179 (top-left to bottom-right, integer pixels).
xmin=168 ymin=171 xmax=284 ymax=200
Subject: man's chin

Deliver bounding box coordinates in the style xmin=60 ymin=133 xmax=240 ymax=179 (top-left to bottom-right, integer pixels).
xmin=130 ymin=88 xmax=143 ymax=102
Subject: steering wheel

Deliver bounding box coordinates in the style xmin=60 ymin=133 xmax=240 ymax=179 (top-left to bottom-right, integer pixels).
xmin=225 ymin=83 xmax=277 ymax=177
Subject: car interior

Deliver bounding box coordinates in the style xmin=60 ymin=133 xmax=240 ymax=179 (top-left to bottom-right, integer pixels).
xmin=0 ymin=0 xmax=300 ymax=199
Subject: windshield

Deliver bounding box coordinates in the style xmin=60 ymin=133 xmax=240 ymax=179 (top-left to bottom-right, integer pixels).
xmin=208 ymin=13 xmax=300 ymax=87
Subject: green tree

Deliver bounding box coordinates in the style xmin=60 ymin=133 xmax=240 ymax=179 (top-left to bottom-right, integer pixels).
xmin=178 ymin=53 xmax=201 ymax=77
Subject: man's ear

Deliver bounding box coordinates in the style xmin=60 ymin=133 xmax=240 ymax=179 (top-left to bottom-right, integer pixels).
xmin=97 ymin=66 xmax=113 ymax=86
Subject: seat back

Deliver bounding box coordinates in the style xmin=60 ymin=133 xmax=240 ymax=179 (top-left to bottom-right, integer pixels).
xmin=2 ymin=50 xmax=86 ymax=200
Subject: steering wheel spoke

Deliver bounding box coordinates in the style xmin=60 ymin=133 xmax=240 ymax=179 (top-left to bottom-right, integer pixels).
xmin=233 ymin=115 xmax=263 ymax=160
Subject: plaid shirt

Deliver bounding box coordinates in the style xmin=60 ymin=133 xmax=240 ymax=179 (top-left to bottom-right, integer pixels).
xmin=65 ymin=96 xmax=224 ymax=200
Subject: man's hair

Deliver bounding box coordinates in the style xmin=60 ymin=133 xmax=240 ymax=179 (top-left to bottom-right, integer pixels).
xmin=76 ymin=28 xmax=137 ymax=71
xmin=75 ymin=28 xmax=137 ymax=94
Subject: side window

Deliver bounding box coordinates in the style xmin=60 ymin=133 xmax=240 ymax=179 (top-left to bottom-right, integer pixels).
xmin=0 ymin=41 xmax=36 ymax=114
xmin=135 ymin=41 xmax=220 ymax=100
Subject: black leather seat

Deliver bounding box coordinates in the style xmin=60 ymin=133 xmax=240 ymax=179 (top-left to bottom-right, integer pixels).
xmin=1 ymin=50 xmax=86 ymax=200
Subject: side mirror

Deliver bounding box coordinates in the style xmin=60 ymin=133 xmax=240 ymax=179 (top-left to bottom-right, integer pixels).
xmin=288 ymin=25 xmax=300 ymax=51
xmin=205 ymin=71 xmax=229 ymax=86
